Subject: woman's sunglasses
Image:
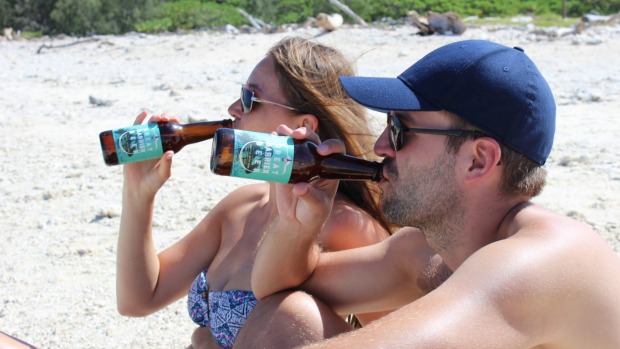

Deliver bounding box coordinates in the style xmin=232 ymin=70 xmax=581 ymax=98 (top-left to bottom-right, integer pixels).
xmin=241 ymin=85 xmax=299 ymax=114
xmin=387 ymin=113 xmax=486 ymax=151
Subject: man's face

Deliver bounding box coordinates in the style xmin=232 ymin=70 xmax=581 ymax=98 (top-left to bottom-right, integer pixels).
xmin=374 ymin=111 xmax=465 ymax=248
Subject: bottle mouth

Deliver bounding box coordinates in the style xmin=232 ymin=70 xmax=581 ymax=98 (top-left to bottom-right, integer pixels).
xmin=209 ymin=130 xmax=221 ymax=173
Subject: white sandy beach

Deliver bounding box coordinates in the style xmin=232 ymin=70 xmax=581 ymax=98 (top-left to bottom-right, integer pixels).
xmin=1 ymin=22 xmax=619 ymax=348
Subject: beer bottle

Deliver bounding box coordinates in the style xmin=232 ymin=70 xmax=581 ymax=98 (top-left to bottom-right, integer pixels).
xmin=210 ymin=128 xmax=383 ymax=183
xmin=99 ymin=119 xmax=233 ymax=166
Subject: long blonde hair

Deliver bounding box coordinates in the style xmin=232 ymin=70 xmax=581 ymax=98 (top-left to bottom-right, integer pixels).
xmin=268 ymin=36 xmax=391 ymax=233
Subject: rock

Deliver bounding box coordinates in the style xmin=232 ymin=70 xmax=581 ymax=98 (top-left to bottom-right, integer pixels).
xmin=408 ymin=10 xmax=467 ymax=36
xmin=88 ymin=95 xmax=113 ymax=107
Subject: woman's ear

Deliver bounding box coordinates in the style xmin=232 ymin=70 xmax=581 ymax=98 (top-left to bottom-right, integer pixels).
xmin=464 ymin=138 xmax=502 ymax=181
xmin=299 ymin=114 xmax=319 ymax=132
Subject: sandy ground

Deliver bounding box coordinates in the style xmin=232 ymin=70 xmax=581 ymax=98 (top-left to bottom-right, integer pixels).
xmin=0 ymin=22 xmax=619 ymax=348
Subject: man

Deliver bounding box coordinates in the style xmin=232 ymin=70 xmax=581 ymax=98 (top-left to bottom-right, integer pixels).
xmin=234 ymin=40 xmax=620 ymax=348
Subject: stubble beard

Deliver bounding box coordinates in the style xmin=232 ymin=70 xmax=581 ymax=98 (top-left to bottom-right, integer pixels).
xmin=381 ymin=152 xmax=465 ymax=252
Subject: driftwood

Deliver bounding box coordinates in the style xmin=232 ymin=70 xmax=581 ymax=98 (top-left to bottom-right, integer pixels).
xmin=408 ymin=10 xmax=466 ymax=36
xmin=237 ymin=8 xmax=265 ymax=30
xmin=575 ymin=13 xmax=620 ymax=34
xmin=316 ymin=13 xmax=344 ymax=31
xmin=3 ymin=27 xmax=18 ymax=40
xmin=329 ymin=0 xmax=367 ymax=26
xmin=36 ymin=37 xmax=101 ymax=54
xmin=582 ymin=13 xmax=618 ymax=24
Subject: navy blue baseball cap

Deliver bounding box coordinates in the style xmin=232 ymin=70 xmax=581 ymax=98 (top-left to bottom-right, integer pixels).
xmin=340 ymin=40 xmax=556 ymax=165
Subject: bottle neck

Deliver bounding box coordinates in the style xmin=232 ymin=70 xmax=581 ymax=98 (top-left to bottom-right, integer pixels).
xmin=302 ymin=142 xmax=383 ymax=182
xmin=175 ymin=119 xmax=233 ymax=144
xmin=318 ymin=153 xmax=383 ymax=181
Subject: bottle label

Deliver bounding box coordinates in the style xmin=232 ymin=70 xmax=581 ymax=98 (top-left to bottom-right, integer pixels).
xmin=231 ymin=130 xmax=294 ymax=183
xmin=112 ymin=124 xmax=163 ymax=164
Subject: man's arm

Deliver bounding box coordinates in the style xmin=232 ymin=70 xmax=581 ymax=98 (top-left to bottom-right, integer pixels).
xmin=301 ymin=228 xmax=444 ymax=315
xmin=303 ymin=213 xmax=620 ymax=348
xmin=251 ymin=126 xmax=340 ymax=299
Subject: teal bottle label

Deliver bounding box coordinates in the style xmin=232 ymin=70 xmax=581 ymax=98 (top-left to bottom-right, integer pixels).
xmin=231 ymin=130 xmax=294 ymax=183
xmin=112 ymin=124 xmax=163 ymax=164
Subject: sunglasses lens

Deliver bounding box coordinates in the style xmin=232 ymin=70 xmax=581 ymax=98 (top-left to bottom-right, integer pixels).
xmin=241 ymin=86 xmax=253 ymax=113
xmin=388 ymin=115 xmax=401 ymax=151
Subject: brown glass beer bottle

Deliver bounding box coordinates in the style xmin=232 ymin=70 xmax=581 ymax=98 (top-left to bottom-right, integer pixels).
xmin=210 ymin=128 xmax=382 ymax=183
xmin=100 ymin=119 xmax=233 ymax=166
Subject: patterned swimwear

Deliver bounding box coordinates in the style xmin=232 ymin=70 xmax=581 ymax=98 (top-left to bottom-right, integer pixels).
xmin=187 ymin=269 xmax=258 ymax=349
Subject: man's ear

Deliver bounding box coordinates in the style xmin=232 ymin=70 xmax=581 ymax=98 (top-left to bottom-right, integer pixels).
xmin=464 ymin=138 xmax=502 ymax=181
xmin=299 ymin=114 xmax=319 ymax=132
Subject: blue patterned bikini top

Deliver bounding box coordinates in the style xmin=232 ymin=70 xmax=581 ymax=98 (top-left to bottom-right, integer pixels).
xmin=187 ymin=269 xmax=258 ymax=349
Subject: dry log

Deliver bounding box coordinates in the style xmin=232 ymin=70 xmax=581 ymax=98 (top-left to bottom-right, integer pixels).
xmin=329 ymin=0 xmax=367 ymax=26
xmin=36 ymin=37 xmax=101 ymax=54
xmin=237 ymin=8 xmax=265 ymax=30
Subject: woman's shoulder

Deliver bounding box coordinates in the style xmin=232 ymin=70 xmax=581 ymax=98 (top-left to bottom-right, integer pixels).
xmin=318 ymin=195 xmax=390 ymax=251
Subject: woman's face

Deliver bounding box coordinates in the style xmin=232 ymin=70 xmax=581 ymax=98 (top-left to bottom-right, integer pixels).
xmin=228 ymin=56 xmax=300 ymax=133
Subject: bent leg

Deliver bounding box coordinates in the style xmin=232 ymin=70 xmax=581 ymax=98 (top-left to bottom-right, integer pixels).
xmin=234 ymin=291 xmax=352 ymax=349
xmin=0 ymin=331 xmax=37 ymax=349
xmin=189 ymin=326 xmax=220 ymax=349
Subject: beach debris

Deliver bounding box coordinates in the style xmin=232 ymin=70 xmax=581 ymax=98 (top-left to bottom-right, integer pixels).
xmin=89 ymin=95 xmax=114 ymax=107
xmin=575 ymin=12 xmax=620 ymax=34
xmin=3 ymin=27 xmax=19 ymax=41
xmin=316 ymin=13 xmax=344 ymax=31
xmin=408 ymin=10 xmax=467 ymax=35
xmin=36 ymin=37 xmax=104 ymax=54
xmin=76 ymin=248 xmax=93 ymax=256
xmin=224 ymin=24 xmax=240 ymax=35
xmin=530 ymin=12 xmax=620 ymax=39
xmin=237 ymin=8 xmax=266 ymax=31
xmin=329 ymin=0 xmax=367 ymax=26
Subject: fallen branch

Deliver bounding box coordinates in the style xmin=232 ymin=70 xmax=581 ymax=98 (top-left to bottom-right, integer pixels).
xmin=575 ymin=13 xmax=620 ymax=34
xmin=329 ymin=0 xmax=367 ymax=26
xmin=237 ymin=8 xmax=265 ymax=30
xmin=37 ymin=37 xmax=101 ymax=54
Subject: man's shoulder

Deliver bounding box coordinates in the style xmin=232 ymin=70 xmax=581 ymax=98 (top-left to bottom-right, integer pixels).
xmin=464 ymin=204 xmax=620 ymax=346
xmin=464 ymin=203 xmax=620 ymax=304
xmin=513 ymin=205 xmax=608 ymax=255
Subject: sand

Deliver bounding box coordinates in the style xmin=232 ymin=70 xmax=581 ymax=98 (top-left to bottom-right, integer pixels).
xmin=1 ymin=22 xmax=619 ymax=348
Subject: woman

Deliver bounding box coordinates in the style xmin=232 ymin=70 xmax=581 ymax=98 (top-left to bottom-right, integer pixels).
xmin=116 ymin=36 xmax=393 ymax=349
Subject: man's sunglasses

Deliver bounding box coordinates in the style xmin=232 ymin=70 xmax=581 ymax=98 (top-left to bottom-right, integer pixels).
xmin=387 ymin=113 xmax=486 ymax=151
xmin=241 ymin=85 xmax=299 ymax=114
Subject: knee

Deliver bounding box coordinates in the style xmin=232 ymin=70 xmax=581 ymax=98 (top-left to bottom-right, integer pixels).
xmin=234 ymin=291 xmax=350 ymax=349
xmin=191 ymin=326 xmax=217 ymax=349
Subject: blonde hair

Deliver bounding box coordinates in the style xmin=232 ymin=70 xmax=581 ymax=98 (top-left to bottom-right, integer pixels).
xmin=268 ymin=36 xmax=391 ymax=233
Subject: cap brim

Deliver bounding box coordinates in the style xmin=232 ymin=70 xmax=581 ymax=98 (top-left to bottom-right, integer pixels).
xmin=339 ymin=76 xmax=440 ymax=113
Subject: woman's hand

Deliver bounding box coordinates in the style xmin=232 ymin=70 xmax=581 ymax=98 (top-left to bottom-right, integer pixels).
xmin=122 ymin=111 xmax=180 ymax=201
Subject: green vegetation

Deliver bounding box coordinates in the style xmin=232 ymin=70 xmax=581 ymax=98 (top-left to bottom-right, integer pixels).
xmin=1 ymin=0 xmax=618 ymax=36
xmin=135 ymin=1 xmax=247 ymax=32
xmin=468 ymin=14 xmax=582 ymax=28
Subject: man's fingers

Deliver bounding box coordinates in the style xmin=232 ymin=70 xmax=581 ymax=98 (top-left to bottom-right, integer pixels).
xmin=317 ymin=139 xmax=346 ymax=156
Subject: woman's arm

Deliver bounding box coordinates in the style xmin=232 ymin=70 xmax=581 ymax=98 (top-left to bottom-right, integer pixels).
xmin=115 ymin=112 xmax=225 ymax=316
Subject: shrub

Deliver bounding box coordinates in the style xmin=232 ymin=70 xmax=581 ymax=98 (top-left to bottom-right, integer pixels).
xmin=135 ymin=0 xmax=247 ymax=32
xmin=2 ymin=0 xmax=620 ymax=36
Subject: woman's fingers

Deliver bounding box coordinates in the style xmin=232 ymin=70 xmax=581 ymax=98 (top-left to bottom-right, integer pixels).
xmin=133 ymin=110 xmax=149 ymax=125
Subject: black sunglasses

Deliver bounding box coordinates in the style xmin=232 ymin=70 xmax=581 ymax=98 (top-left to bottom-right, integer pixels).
xmin=240 ymin=85 xmax=298 ymax=114
xmin=387 ymin=113 xmax=486 ymax=151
